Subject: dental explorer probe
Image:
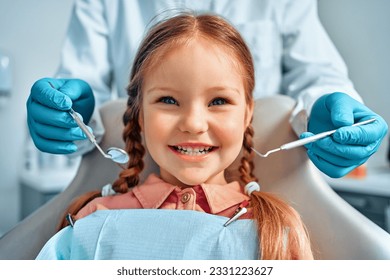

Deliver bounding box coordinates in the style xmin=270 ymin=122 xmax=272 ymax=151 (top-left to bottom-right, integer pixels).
xmin=251 ymin=118 xmax=376 ymax=158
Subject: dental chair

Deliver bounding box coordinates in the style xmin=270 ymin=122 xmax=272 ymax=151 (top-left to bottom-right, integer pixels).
xmin=1 ymin=96 xmax=390 ymax=260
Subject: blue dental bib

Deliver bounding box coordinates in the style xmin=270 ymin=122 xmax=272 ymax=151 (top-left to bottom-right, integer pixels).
xmin=36 ymin=209 xmax=259 ymax=260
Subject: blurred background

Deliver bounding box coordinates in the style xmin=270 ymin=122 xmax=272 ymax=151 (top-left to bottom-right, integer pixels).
xmin=0 ymin=0 xmax=389 ymax=237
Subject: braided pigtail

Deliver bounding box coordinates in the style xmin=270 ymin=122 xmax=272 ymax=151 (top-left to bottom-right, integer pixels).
xmin=111 ymin=84 xmax=145 ymax=192
xmin=238 ymin=125 xmax=312 ymax=259
xmin=240 ymin=170 xmax=313 ymax=259
xmin=250 ymin=188 xmax=313 ymax=259
xmin=239 ymin=123 xmax=257 ymax=184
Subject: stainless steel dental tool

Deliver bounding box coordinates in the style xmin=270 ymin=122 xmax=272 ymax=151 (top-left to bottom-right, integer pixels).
xmin=68 ymin=108 xmax=130 ymax=165
xmin=251 ymin=118 xmax=376 ymax=158
xmin=48 ymin=81 xmax=129 ymax=165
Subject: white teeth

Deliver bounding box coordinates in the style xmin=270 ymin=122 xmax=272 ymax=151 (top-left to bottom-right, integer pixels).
xmin=174 ymin=146 xmax=213 ymax=156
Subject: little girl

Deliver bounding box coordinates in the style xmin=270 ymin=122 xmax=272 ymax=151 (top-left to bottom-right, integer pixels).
xmin=38 ymin=12 xmax=313 ymax=260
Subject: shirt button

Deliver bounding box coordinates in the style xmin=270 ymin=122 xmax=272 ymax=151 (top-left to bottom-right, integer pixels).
xmin=181 ymin=193 xmax=191 ymax=203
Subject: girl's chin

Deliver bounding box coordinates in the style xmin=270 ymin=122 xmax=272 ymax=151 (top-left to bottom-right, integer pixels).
xmin=171 ymin=172 xmax=226 ymax=187
xmin=174 ymin=176 xmax=206 ymax=187
xmin=160 ymin=171 xmax=210 ymax=187
xmin=159 ymin=166 xmax=227 ymax=187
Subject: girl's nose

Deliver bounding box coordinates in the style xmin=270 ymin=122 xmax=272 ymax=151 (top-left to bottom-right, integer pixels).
xmin=178 ymin=106 xmax=208 ymax=134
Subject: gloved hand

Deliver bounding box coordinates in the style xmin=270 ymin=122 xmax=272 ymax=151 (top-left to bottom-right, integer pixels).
xmin=27 ymin=78 xmax=95 ymax=154
xmin=300 ymin=92 xmax=388 ymax=178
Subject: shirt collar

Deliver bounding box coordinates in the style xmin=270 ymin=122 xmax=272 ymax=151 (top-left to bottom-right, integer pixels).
xmin=199 ymin=181 xmax=249 ymax=214
xmin=133 ymin=173 xmax=249 ymax=214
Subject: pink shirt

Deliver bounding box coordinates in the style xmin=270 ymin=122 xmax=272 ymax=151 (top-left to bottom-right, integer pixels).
xmin=76 ymin=173 xmax=252 ymax=220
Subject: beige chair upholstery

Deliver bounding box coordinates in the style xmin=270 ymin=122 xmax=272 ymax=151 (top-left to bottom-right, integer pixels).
xmin=1 ymin=96 xmax=390 ymax=260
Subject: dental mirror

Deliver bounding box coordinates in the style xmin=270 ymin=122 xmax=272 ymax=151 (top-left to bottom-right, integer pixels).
xmin=68 ymin=108 xmax=130 ymax=165
xmin=48 ymin=82 xmax=130 ymax=165
xmin=106 ymin=147 xmax=130 ymax=164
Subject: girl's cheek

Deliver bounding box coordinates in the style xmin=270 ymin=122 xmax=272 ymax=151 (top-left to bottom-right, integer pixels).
xmin=220 ymin=113 xmax=246 ymax=132
xmin=216 ymin=119 xmax=246 ymax=143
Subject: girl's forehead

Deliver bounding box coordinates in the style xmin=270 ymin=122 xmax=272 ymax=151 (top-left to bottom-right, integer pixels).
xmin=145 ymin=37 xmax=244 ymax=78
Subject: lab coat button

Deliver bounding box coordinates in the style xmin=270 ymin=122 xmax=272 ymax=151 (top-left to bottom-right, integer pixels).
xmin=181 ymin=193 xmax=191 ymax=203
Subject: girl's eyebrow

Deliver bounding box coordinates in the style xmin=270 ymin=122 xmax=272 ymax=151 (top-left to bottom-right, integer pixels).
xmin=146 ymin=86 xmax=241 ymax=95
xmin=145 ymin=87 xmax=180 ymax=94
xmin=206 ymin=86 xmax=241 ymax=95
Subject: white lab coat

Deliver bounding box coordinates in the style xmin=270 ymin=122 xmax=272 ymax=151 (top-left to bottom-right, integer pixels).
xmin=56 ymin=0 xmax=361 ymax=154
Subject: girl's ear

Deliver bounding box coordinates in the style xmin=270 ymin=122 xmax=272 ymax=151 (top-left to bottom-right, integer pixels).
xmin=245 ymin=100 xmax=254 ymax=128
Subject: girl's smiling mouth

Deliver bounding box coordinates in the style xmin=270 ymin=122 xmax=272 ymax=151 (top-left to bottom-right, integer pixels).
xmin=168 ymin=144 xmax=218 ymax=157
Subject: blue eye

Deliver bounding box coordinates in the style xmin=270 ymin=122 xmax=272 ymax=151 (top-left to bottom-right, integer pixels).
xmin=209 ymin=98 xmax=227 ymax=106
xmin=159 ymin=96 xmax=178 ymax=105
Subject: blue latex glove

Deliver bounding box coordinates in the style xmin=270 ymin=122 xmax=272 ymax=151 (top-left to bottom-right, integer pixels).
xmin=301 ymin=92 xmax=388 ymax=178
xmin=27 ymin=78 xmax=95 ymax=154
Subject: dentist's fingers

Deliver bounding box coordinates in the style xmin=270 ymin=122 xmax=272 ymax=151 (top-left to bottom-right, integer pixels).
xmin=300 ymin=132 xmax=369 ymax=178
xmin=333 ymin=116 xmax=388 ymax=146
xmin=30 ymin=78 xmax=72 ymax=110
xmin=28 ymin=126 xmax=78 ymax=154
xmin=306 ymin=149 xmax=362 ymax=178
xmin=28 ymin=101 xmax=78 ymax=128
xmin=34 ymin=122 xmax=88 ymax=141
xmin=302 ymin=133 xmax=378 ymax=161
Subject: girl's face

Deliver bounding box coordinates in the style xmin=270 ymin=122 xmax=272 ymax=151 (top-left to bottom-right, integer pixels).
xmin=140 ymin=37 xmax=253 ymax=188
